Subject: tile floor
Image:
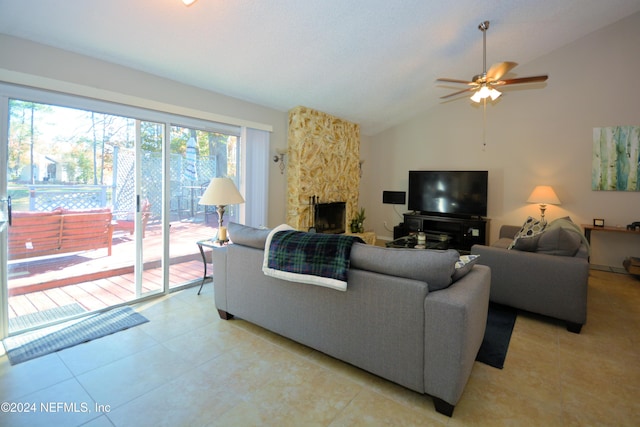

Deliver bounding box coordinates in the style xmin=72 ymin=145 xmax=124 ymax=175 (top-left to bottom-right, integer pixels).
xmin=1 ymin=268 xmax=638 ymax=426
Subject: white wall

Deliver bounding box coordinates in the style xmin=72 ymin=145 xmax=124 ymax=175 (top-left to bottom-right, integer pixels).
xmin=0 ymin=34 xmax=289 ymax=227
xmin=362 ymin=12 xmax=640 ymax=269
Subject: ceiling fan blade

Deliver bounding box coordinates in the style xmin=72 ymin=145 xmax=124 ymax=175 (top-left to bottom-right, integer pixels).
xmin=436 ymin=21 xmax=549 ymax=102
xmin=495 ymin=75 xmax=548 ymax=85
xmin=440 ymin=87 xmax=476 ymax=99
xmin=486 ymin=61 xmax=518 ymax=81
xmin=436 ymin=77 xmax=475 ymax=85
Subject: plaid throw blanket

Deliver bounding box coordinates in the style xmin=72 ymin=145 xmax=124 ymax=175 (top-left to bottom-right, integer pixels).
xmin=262 ymin=225 xmax=364 ymax=291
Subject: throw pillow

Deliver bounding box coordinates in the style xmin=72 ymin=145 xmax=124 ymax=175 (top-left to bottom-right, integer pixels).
xmin=227 ymin=222 xmax=271 ymax=249
xmin=535 ymin=219 xmax=583 ymax=256
xmin=452 ymin=254 xmax=480 ymax=282
xmin=508 ymin=216 xmax=546 ymax=250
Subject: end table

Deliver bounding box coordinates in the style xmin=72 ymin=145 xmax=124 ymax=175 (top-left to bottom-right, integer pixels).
xmin=196 ymin=238 xmax=226 ymax=295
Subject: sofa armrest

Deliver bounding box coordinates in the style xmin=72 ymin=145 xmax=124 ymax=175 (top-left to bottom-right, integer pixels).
xmin=499 ymin=225 xmax=520 ymax=240
xmin=423 ymin=264 xmax=491 ymax=407
xmin=470 ymin=244 xmax=588 ymax=325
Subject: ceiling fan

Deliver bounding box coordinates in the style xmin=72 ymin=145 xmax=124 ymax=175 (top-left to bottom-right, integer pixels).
xmin=437 ymin=21 xmax=548 ymax=102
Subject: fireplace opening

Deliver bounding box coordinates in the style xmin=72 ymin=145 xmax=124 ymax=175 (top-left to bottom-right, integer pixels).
xmin=314 ymin=202 xmax=346 ymax=234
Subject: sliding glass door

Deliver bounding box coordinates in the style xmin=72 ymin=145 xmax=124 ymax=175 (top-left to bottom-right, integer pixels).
xmin=2 ymin=100 xmax=166 ymax=334
xmin=0 ymin=83 xmax=265 ymax=339
xmin=167 ymin=125 xmax=240 ymax=290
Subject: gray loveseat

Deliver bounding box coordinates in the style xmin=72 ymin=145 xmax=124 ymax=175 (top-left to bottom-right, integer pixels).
xmin=212 ymin=222 xmax=491 ymax=417
xmin=471 ymin=217 xmax=589 ymax=333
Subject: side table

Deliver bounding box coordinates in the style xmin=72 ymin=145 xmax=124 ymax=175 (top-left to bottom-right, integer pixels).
xmin=582 ymin=224 xmax=640 ymax=244
xmin=385 ymin=233 xmax=450 ymax=250
xmin=582 ymin=224 xmax=640 ymax=268
xmin=196 ymin=238 xmax=226 ymax=295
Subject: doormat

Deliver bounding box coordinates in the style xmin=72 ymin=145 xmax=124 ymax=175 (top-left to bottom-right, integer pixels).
xmin=9 ymin=303 xmax=86 ymax=331
xmin=3 ymin=306 xmax=148 ymax=365
xmin=476 ymin=302 xmax=517 ymax=369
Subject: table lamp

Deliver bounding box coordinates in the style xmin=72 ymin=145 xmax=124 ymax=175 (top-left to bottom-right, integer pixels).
xmin=527 ymin=185 xmax=561 ymax=225
xmin=199 ymin=177 xmax=245 ymax=242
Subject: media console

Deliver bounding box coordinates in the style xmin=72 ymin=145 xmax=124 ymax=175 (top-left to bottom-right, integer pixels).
xmin=398 ymin=213 xmax=490 ymax=253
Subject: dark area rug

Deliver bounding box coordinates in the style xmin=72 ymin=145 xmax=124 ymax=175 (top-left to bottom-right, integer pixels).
xmin=476 ymin=302 xmax=518 ymax=369
xmin=3 ymin=306 xmax=148 ymax=365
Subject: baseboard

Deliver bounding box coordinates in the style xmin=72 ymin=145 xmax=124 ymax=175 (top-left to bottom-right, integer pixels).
xmin=589 ymin=264 xmax=627 ymax=274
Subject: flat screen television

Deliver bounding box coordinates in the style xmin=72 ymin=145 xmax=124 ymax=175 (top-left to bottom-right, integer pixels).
xmin=408 ymin=170 xmax=488 ymax=218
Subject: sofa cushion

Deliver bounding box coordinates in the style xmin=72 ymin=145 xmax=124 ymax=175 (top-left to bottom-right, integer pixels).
xmin=535 ymin=218 xmax=583 ymax=256
xmin=350 ymin=243 xmax=459 ymax=291
xmin=227 ymin=222 xmax=271 ymax=249
xmin=452 ymin=254 xmax=480 ymax=282
xmin=491 ymin=237 xmax=513 ymax=249
xmin=508 ymin=216 xmax=546 ymax=250
xmin=512 ymin=234 xmax=542 ymax=252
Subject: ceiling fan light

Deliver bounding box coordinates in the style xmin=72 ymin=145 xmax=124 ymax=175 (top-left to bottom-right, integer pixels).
xmin=478 ymin=85 xmax=491 ymax=98
xmin=471 ymin=85 xmax=490 ymax=103
xmin=471 ymin=85 xmax=501 ymax=103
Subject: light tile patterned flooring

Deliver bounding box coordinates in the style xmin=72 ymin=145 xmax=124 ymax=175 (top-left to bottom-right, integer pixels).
xmin=0 ymin=269 xmax=639 ymax=426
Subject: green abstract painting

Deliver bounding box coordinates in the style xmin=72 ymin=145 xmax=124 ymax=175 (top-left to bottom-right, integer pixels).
xmin=592 ymin=126 xmax=640 ymax=191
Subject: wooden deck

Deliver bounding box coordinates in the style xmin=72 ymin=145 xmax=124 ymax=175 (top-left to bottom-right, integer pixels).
xmin=7 ymin=220 xmax=217 ymax=332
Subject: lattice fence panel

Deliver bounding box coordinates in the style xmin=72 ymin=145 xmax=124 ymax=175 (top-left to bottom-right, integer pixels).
xmin=142 ymin=154 xmax=163 ymax=220
xmin=33 ymin=186 xmax=110 ymax=211
xmin=114 ymin=150 xmax=135 ymax=217
xmin=30 ymin=151 xmax=218 ymax=219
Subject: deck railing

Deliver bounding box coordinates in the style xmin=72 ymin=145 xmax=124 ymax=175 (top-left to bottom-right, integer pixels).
xmin=27 ymin=184 xmax=111 ymax=211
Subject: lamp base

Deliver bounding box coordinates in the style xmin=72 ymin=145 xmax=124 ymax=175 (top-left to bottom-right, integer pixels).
xmin=216 ymin=226 xmax=228 ymax=243
xmin=216 ymin=205 xmax=228 ymax=243
xmin=539 ymin=204 xmax=547 ymax=225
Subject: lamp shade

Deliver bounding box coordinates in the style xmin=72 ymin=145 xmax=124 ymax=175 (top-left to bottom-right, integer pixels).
xmin=527 ymin=185 xmax=561 ymax=205
xmin=199 ymin=178 xmax=245 ymax=206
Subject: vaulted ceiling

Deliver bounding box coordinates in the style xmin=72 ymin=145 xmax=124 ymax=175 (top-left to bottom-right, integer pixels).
xmin=2 ymin=0 xmax=640 ymax=135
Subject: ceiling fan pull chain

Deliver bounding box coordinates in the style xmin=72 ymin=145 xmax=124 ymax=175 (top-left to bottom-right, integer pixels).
xmin=482 ymin=98 xmax=487 ymax=151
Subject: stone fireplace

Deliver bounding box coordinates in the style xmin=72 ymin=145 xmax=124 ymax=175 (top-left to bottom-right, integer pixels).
xmin=286 ymin=106 xmax=360 ymax=231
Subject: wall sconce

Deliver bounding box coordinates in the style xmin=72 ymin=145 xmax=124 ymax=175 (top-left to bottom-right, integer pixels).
xmin=527 ymin=185 xmax=561 ymax=225
xmin=273 ymin=148 xmax=287 ymax=174
xmin=182 ymin=0 xmax=198 ymax=6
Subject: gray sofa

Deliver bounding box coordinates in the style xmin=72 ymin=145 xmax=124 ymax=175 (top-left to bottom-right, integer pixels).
xmin=212 ymin=223 xmax=491 ymax=417
xmin=471 ymin=218 xmax=589 ymax=333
